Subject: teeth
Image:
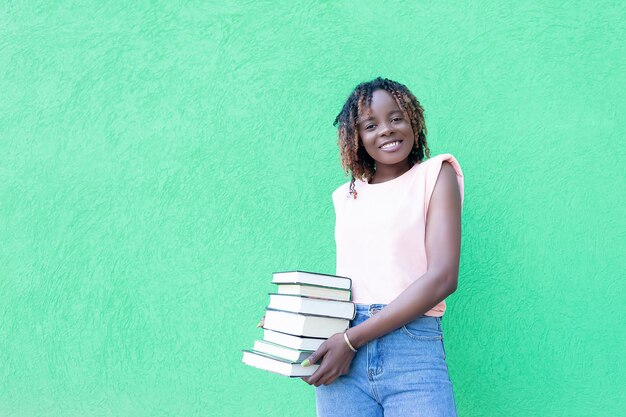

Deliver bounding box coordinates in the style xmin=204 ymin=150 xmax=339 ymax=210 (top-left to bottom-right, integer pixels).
xmin=381 ymin=141 xmax=400 ymax=149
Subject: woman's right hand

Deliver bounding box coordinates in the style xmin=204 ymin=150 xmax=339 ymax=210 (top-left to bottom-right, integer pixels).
xmin=256 ymin=315 xmax=265 ymax=328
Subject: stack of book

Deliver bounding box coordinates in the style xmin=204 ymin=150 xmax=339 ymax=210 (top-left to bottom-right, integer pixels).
xmin=242 ymin=270 xmax=354 ymax=377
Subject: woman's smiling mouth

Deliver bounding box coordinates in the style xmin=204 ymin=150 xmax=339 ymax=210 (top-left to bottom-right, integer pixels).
xmin=379 ymin=140 xmax=403 ymax=151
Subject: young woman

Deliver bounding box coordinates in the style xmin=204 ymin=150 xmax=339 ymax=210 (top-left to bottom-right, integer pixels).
xmin=301 ymin=77 xmax=464 ymax=416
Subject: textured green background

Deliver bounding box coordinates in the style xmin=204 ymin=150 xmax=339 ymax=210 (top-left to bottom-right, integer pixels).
xmin=1 ymin=1 xmax=624 ymax=416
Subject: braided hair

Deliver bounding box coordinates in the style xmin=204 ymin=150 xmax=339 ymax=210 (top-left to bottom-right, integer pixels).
xmin=333 ymin=77 xmax=430 ymax=198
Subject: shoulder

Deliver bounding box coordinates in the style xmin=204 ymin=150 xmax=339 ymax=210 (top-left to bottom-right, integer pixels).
xmin=439 ymin=160 xmax=457 ymax=179
xmin=331 ymin=181 xmax=352 ymax=203
xmin=422 ymin=153 xmax=465 ymax=208
xmin=333 ymin=181 xmax=350 ymax=196
xmin=419 ymin=153 xmax=463 ymax=175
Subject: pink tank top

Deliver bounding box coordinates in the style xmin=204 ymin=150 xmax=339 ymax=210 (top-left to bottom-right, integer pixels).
xmin=332 ymin=153 xmax=465 ymax=316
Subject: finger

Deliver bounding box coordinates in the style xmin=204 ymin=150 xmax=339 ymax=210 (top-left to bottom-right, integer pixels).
xmin=306 ymin=366 xmax=326 ymax=387
xmin=318 ymin=373 xmax=336 ymax=387
xmin=301 ymin=344 xmax=328 ymax=367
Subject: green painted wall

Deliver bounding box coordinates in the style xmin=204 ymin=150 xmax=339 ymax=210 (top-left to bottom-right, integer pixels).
xmin=1 ymin=1 xmax=624 ymax=416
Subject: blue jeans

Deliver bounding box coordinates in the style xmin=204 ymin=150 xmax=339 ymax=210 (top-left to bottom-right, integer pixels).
xmin=315 ymin=304 xmax=458 ymax=417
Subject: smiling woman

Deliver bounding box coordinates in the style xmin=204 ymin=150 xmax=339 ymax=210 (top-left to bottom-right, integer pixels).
xmin=301 ymin=77 xmax=463 ymax=417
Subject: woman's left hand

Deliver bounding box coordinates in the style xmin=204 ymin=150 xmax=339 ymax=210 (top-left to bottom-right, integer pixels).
xmin=300 ymin=332 xmax=356 ymax=387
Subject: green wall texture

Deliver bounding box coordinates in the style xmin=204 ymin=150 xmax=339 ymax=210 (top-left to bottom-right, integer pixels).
xmin=1 ymin=1 xmax=624 ymax=416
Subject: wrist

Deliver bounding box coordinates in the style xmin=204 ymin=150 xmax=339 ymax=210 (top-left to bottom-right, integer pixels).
xmin=343 ymin=331 xmax=357 ymax=352
xmin=345 ymin=327 xmax=365 ymax=350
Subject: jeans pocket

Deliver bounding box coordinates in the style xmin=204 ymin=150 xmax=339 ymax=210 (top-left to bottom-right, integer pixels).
xmin=400 ymin=316 xmax=443 ymax=341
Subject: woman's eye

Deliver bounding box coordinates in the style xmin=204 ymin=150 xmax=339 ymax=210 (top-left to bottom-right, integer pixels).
xmin=392 ymin=117 xmax=402 ymax=122
xmin=365 ymin=124 xmax=375 ymax=130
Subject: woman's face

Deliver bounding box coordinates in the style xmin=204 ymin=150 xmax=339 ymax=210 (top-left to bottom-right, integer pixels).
xmin=357 ymin=89 xmax=415 ymax=167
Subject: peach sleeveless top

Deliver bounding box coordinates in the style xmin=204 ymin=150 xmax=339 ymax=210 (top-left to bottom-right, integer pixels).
xmin=332 ymin=153 xmax=465 ymax=317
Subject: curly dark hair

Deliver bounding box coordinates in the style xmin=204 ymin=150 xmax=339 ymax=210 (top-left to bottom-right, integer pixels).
xmin=333 ymin=76 xmax=430 ymax=198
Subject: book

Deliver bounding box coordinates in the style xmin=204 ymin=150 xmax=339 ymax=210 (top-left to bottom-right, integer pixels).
xmin=252 ymin=339 xmax=313 ymax=362
xmin=242 ymin=349 xmax=319 ymax=377
xmin=276 ymin=283 xmax=352 ymax=301
xmin=272 ymin=270 xmax=352 ymax=290
xmin=268 ymin=293 xmax=356 ymax=320
xmin=263 ymin=308 xmax=350 ymax=339
xmin=263 ymin=328 xmax=326 ymax=351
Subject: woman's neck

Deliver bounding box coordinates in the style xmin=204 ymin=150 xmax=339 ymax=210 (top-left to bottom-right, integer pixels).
xmin=369 ymin=160 xmax=413 ymax=184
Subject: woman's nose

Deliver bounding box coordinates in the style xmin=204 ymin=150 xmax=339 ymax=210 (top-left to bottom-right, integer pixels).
xmin=379 ymin=122 xmax=394 ymax=135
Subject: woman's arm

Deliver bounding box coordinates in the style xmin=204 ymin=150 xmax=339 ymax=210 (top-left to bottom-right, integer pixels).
xmin=302 ymin=161 xmax=462 ymax=386
xmin=347 ymin=160 xmax=462 ymax=348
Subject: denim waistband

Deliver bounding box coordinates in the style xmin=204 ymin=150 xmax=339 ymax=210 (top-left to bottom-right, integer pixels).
xmin=354 ymin=303 xmax=443 ymax=320
xmin=355 ymin=303 xmax=388 ymax=313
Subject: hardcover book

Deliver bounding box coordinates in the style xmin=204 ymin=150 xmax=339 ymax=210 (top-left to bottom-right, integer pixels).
xmin=272 ymin=270 xmax=352 ymax=290
xmin=276 ymin=283 xmax=352 ymax=301
xmin=242 ymin=349 xmax=319 ymax=377
xmin=252 ymin=339 xmax=313 ymax=362
xmin=267 ymin=293 xmax=356 ymax=320
xmin=262 ymin=328 xmax=326 ymax=351
xmin=263 ymin=308 xmax=350 ymax=339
